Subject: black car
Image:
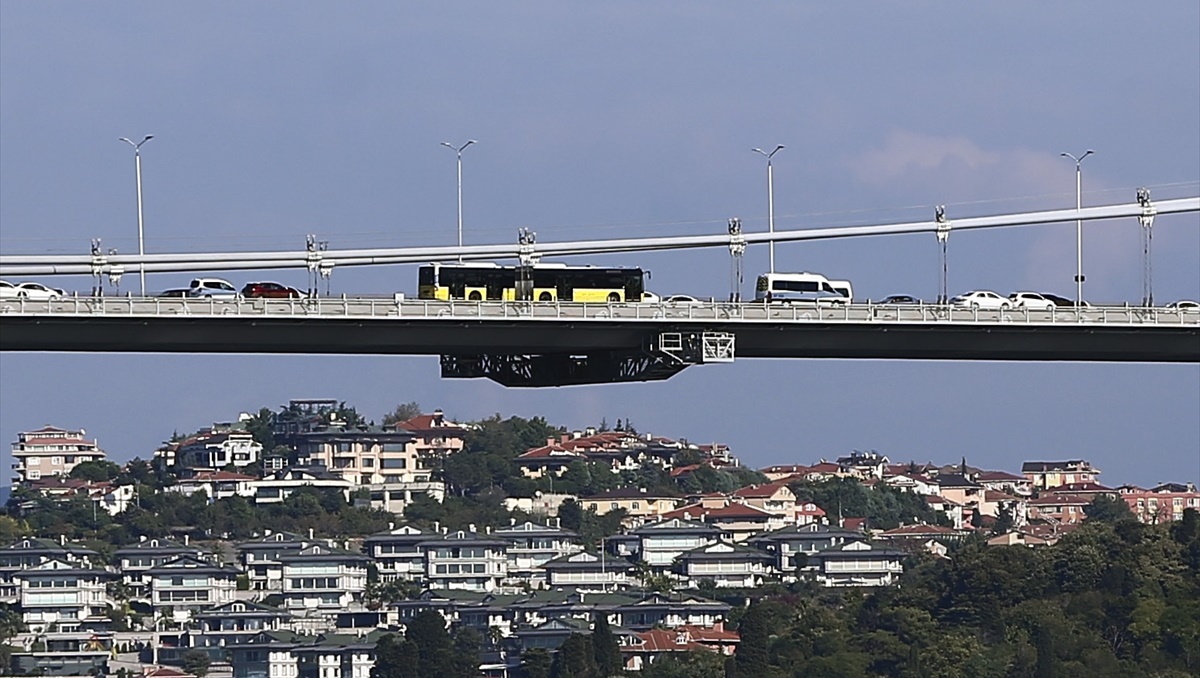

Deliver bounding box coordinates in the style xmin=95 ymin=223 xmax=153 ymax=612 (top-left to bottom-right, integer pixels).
xmin=1039 ymin=293 xmax=1089 ymax=308
xmin=878 ymin=294 xmax=921 ymax=305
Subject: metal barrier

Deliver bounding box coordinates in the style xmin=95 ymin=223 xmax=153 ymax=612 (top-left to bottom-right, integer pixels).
xmin=0 ymin=295 xmax=1197 ymax=327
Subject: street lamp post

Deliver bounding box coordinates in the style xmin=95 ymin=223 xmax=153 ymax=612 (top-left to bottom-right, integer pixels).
xmin=1061 ymin=149 xmax=1094 ymax=307
xmin=119 ymin=135 xmax=154 ymax=296
xmin=441 ymin=140 xmax=477 ymax=261
xmin=752 ymin=145 xmax=785 ymax=273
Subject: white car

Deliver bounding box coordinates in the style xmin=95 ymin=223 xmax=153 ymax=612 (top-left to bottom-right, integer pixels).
xmin=664 ymin=294 xmax=705 ymax=306
xmin=11 ymin=282 xmax=64 ymax=300
xmin=187 ymin=278 xmax=239 ymax=299
xmin=1166 ymin=300 xmax=1199 ymax=311
xmin=950 ymin=290 xmax=1012 ymax=309
xmin=1009 ymin=292 xmax=1055 ymax=310
xmin=0 ymin=280 xmax=18 ymax=299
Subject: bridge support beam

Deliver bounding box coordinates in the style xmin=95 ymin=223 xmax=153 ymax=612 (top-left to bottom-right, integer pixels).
xmin=440 ymin=331 xmax=736 ymax=386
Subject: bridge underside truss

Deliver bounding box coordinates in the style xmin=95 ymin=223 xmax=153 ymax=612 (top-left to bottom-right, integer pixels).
xmin=440 ymin=331 xmax=736 ymax=386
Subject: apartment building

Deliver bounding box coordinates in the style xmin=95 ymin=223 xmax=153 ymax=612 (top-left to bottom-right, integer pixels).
xmin=1022 ymin=460 xmax=1101 ymax=491
xmin=10 ymin=426 xmax=107 ymax=488
xmin=279 ymin=544 xmax=369 ymax=614
xmin=493 ymin=521 xmax=583 ymax=587
xmin=114 ymin=537 xmax=212 ymax=600
xmin=173 ymin=426 xmax=262 ymax=470
xmin=674 ymin=540 xmax=773 ymax=588
xmin=14 ymin=559 xmax=113 ymax=633
xmin=147 ymin=556 xmax=240 ymax=620
xmin=1119 ymin=483 xmax=1200 ymax=523
xmin=420 ymin=529 xmax=509 ymax=592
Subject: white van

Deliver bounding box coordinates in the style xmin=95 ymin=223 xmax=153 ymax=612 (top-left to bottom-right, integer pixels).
xmin=755 ymin=272 xmax=851 ymax=304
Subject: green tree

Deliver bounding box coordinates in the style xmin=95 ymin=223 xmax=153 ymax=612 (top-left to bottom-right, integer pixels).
xmin=383 ymin=401 xmax=424 ymax=426
xmin=639 ymin=649 xmax=726 ymax=678
xmin=1084 ymin=494 xmax=1135 ymax=523
xmin=551 ymin=633 xmax=598 ymax=678
xmin=181 ymin=649 xmax=211 ymax=677
xmin=243 ymin=407 xmax=276 ymax=450
xmin=558 ymin=500 xmax=584 ymax=532
xmin=735 ymin=601 xmax=772 ymax=675
xmin=448 ymin=627 xmax=481 ymax=678
xmin=406 ymin=609 xmax=452 ymax=676
xmin=592 ymin=614 xmax=622 ymax=677
xmin=520 ymin=648 xmax=552 ymax=678
xmin=0 ymin=515 xmax=31 ymax=543
xmin=69 ymin=460 xmax=123 ymax=482
xmin=373 ymin=633 xmax=419 ymax=678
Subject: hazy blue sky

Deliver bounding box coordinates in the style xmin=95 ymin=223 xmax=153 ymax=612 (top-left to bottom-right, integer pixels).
xmin=2 ymin=2 xmax=1197 ymax=487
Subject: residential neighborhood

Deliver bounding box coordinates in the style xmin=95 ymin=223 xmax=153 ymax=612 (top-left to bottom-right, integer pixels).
xmin=1 ymin=401 xmax=1197 ymax=677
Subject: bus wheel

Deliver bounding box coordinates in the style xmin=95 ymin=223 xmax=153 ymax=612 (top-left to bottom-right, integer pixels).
xmin=607 ymin=292 xmax=620 ymax=303
xmin=468 ymin=291 xmax=482 ymax=301
xmin=539 ymin=292 xmax=552 ymax=302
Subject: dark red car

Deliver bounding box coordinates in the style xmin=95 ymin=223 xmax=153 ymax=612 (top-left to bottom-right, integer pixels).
xmin=241 ymin=282 xmax=302 ymax=299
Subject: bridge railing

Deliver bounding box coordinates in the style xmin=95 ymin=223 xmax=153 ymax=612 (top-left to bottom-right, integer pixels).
xmin=2 ymin=295 xmax=1197 ymax=326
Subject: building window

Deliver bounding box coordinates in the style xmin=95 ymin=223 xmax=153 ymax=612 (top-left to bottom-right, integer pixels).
xmin=51 ymin=457 xmax=63 ymax=466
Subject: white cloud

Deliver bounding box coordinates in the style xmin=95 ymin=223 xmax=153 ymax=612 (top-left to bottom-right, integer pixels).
xmin=847 ymin=130 xmax=1154 ymax=300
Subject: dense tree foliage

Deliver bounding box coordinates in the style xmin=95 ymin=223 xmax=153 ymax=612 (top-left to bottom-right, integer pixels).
xmin=729 ymin=510 xmax=1200 ymax=677
xmin=551 ymin=633 xmax=598 ymax=678
xmin=382 ymin=401 xmax=424 ymax=426
xmin=519 ymin=647 xmax=552 ymax=678
xmin=789 ymin=477 xmax=945 ymax=529
xmin=592 ymin=614 xmax=623 ymax=677
xmin=639 ymin=649 xmax=727 ymax=678
xmin=68 ymin=460 xmax=123 ymax=482
xmin=372 ymin=614 xmax=481 ymax=678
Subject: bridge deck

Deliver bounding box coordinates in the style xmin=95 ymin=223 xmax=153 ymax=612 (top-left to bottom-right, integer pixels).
xmin=2 ymin=297 xmax=1196 ymax=363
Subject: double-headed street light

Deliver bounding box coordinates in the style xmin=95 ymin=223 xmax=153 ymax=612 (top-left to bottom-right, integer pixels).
xmin=441 ymin=140 xmax=477 ymax=261
xmin=752 ymin=145 xmax=785 ymax=273
xmin=1061 ymin=149 xmax=1095 ymax=307
xmin=119 ymin=135 xmax=154 ymax=296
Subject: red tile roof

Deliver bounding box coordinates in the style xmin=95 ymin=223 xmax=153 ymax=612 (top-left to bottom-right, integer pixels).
xmin=732 ymin=481 xmax=792 ymax=499
xmin=396 ymin=413 xmax=466 ymax=433
xmin=627 ymin=628 xmax=710 ymax=654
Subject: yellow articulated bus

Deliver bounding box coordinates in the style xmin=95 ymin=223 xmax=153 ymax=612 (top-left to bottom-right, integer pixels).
xmin=418 ymin=262 xmax=646 ymax=303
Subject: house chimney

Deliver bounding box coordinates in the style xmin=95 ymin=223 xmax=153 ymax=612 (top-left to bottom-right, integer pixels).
xmin=140 ymin=535 xmax=147 ymax=543
xmin=468 ymin=523 xmax=477 ymax=534
xmin=308 ymin=528 xmax=315 ymax=540
xmin=547 ymin=437 xmax=556 ymax=447
xmin=60 ymin=534 xmax=66 ymax=546
xmin=485 ymin=526 xmax=491 ymax=535
xmin=433 ymin=521 xmax=440 ymax=534
xmin=184 ymin=535 xmax=190 ymax=546
xmin=264 ymin=529 xmax=272 ymax=537
xmin=510 ymin=517 xmax=516 ymax=526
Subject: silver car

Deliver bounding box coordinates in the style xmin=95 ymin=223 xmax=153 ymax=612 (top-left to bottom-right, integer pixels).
xmin=187 ymin=278 xmax=239 ymax=299
xmin=950 ymin=290 xmax=1012 ymax=309
xmin=1009 ymin=292 xmax=1055 ymax=310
